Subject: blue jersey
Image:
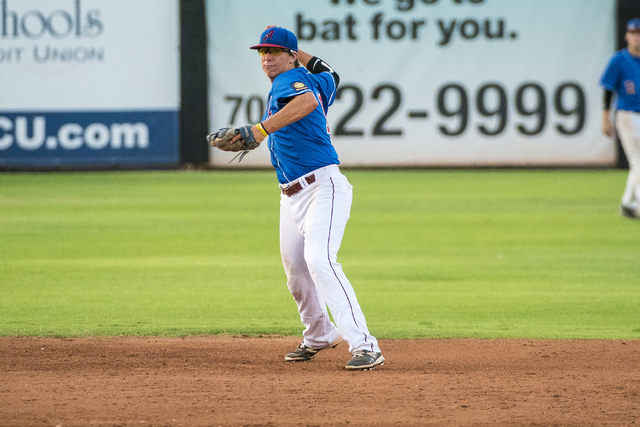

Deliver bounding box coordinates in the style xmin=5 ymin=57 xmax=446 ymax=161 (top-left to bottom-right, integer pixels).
xmin=263 ymin=67 xmax=339 ymax=184
xmin=600 ymin=49 xmax=640 ymax=112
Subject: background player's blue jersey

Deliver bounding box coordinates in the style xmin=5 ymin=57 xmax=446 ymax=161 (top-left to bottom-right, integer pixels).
xmin=263 ymin=67 xmax=339 ymax=184
xmin=600 ymin=49 xmax=640 ymax=112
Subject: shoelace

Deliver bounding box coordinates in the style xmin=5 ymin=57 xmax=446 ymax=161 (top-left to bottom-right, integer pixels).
xmin=352 ymin=350 xmax=367 ymax=357
xmin=297 ymin=344 xmax=317 ymax=353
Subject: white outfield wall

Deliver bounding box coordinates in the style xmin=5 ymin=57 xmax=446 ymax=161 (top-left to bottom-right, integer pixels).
xmin=0 ymin=0 xmax=180 ymax=168
xmin=207 ymin=0 xmax=616 ymax=167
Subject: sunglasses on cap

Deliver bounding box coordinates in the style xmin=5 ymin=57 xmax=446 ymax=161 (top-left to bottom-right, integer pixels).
xmin=257 ymin=47 xmax=291 ymax=56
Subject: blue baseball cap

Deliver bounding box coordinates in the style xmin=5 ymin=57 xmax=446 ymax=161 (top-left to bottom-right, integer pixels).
xmin=250 ymin=27 xmax=298 ymax=52
xmin=627 ymin=19 xmax=640 ymax=31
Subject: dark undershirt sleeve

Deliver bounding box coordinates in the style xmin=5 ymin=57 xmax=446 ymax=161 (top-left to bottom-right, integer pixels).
xmin=603 ymin=89 xmax=613 ymax=110
xmin=305 ymin=56 xmax=340 ymax=87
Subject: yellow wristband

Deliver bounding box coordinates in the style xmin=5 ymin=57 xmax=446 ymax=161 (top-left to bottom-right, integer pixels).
xmin=256 ymin=122 xmax=269 ymax=137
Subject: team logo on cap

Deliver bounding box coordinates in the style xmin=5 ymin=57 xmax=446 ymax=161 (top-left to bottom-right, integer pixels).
xmin=263 ymin=30 xmax=275 ymax=43
xmin=291 ymin=82 xmax=308 ymax=92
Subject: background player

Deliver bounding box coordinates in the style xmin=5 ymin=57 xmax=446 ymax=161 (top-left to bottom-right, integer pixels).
xmin=600 ymin=18 xmax=640 ymax=220
xmin=233 ymin=26 xmax=384 ymax=370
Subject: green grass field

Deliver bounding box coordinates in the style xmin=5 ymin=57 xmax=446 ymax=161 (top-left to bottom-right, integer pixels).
xmin=1 ymin=169 xmax=638 ymax=339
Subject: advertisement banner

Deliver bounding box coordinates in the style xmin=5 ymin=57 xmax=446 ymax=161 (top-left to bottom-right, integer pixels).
xmin=0 ymin=0 xmax=180 ymax=168
xmin=207 ymin=0 xmax=616 ymax=167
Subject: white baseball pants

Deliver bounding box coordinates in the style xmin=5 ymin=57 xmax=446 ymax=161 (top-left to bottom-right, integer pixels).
xmin=279 ymin=165 xmax=380 ymax=353
xmin=616 ymin=111 xmax=640 ymax=208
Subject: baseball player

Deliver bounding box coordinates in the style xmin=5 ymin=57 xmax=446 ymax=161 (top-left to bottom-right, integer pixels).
xmin=600 ymin=18 xmax=640 ymax=220
xmin=208 ymin=27 xmax=384 ymax=370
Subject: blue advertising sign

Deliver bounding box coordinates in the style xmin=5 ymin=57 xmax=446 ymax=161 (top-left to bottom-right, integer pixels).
xmin=0 ymin=110 xmax=179 ymax=167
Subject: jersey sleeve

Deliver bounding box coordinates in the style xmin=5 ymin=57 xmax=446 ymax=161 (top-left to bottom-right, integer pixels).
xmin=271 ymin=68 xmax=337 ymax=112
xmin=313 ymin=72 xmax=337 ymax=107
xmin=600 ymin=54 xmax=621 ymax=92
xmin=272 ymin=71 xmax=312 ymax=104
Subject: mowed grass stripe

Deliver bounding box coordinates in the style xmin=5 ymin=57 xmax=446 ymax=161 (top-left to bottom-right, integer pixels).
xmin=1 ymin=169 xmax=638 ymax=338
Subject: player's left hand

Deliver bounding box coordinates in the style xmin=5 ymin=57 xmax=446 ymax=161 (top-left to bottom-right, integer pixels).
xmin=207 ymin=125 xmax=262 ymax=152
xmin=206 ymin=125 xmax=263 ymax=163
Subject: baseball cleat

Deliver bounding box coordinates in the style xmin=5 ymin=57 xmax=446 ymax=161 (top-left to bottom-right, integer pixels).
xmin=345 ymin=350 xmax=385 ymax=371
xmin=618 ymin=204 xmax=640 ymax=220
xmin=284 ymin=336 xmax=342 ymax=362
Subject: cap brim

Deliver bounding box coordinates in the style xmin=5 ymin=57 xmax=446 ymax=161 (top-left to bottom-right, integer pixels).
xmin=250 ymin=43 xmax=294 ymax=50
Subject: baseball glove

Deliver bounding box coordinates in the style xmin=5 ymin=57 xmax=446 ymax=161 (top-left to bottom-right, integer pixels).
xmin=207 ymin=125 xmax=261 ymax=163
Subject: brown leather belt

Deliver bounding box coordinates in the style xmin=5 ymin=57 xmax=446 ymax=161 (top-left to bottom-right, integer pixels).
xmin=281 ymin=174 xmax=316 ymax=197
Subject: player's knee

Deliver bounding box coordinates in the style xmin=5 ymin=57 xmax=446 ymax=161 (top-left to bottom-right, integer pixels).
xmin=304 ymin=252 xmax=338 ymax=278
xmin=286 ymin=272 xmax=313 ymax=300
xmin=281 ymin=256 xmax=309 ymax=277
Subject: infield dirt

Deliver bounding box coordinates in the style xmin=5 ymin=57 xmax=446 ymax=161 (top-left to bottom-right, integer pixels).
xmin=2 ymin=336 xmax=638 ymax=426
